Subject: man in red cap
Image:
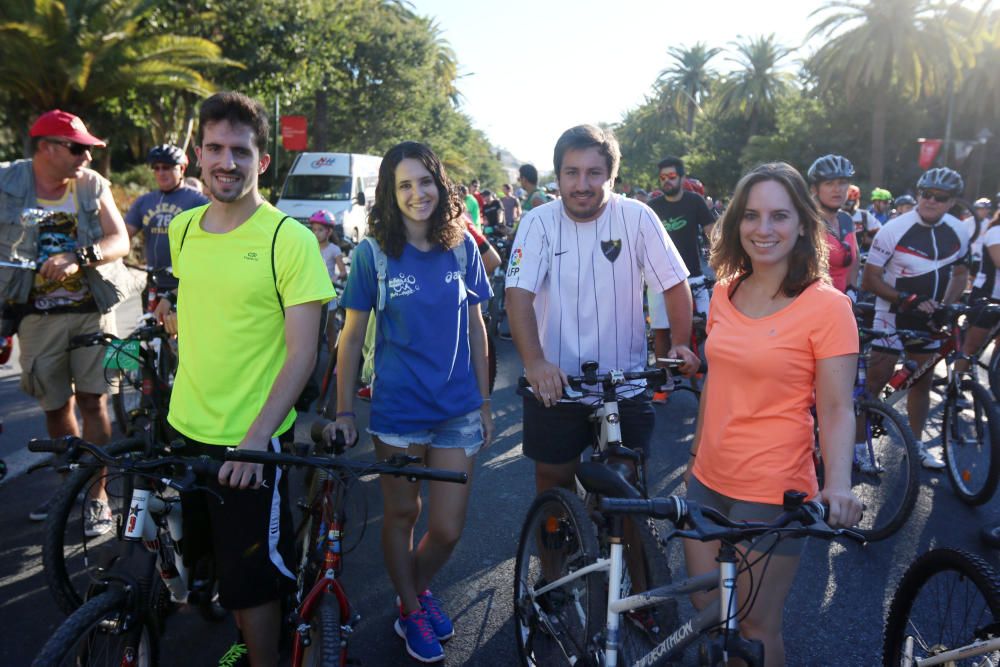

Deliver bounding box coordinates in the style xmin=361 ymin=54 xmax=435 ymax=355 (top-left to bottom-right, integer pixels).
xmin=0 ymin=109 xmax=132 ymax=528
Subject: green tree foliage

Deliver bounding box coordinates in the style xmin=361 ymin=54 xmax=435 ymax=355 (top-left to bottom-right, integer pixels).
xmin=715 ymin=34 xmax=793 ymax=137
xmin=657 ymin=43 xmax=722 ymax=134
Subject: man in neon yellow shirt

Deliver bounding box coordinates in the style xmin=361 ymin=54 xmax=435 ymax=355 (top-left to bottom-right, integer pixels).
xmin=156 ymin=91 xmax=334 ymax=665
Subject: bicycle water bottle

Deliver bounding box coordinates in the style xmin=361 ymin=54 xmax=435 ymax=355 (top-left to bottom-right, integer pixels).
xmin=887 ymin=359 xmax=919 ymax=390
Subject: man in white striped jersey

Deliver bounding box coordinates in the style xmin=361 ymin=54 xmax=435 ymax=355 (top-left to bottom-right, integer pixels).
xmin=506 ymin=124 xmax=699 ymax=493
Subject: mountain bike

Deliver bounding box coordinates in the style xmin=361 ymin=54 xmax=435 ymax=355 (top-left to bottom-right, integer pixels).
xmin=883 ymin=547 xmax=1000 ymax=666
xmin=316 ymin=279 xmax=347 ymax=417
xmin=515 ymin=361 xmax=689 ymax=662
xmin=29 ymin=436 xmax=225 ymax=667
xmin=225 ymin=424 xmax=468 ymax=667
xmin=41 ymin=327 xmax=176 ymax=614
xmin=880 ymin=303 xmax=1000 ymax=505
xmin=514 ymin=489 xmax=864 ymax=666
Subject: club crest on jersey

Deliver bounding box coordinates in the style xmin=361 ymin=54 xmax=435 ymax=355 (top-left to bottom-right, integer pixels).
xmin=601 ymin=239 xmax=622 ymax=262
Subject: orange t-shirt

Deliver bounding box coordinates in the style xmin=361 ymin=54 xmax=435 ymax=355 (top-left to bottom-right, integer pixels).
xmin=692 ymin=280 xmax=858 ymax=504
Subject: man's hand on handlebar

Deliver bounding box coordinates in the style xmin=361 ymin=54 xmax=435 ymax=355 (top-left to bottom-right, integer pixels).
xmin=153 ymin=298 xmax=178 ymax=336
xmin=667 ymin=343 xmax=700 ymax=377
xmin=524 ymin=358 xmax=568 ymax=408
xmin=218 ymin=433 xmax=268 ymax=490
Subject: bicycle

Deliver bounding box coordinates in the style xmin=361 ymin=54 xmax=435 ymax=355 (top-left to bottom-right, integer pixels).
xmin=224 ymin=425 xmax=469 ymax=667
xmin=514 ymin=361 xmax=689 ymax=663
xmin=878 ymin=303 xmax=1000 ymax=505
xmin=316 ymin=278 xmax=347 ymax=417
xmin=41 ymin=328 xmax=176 ymax=614
xmin=514 ymin=489 xmax=864 ymax=666
xmin=882 ymin=547 xmax=1000 ymax=666
xmin=29 ymin=436 xmax=226 ymax=667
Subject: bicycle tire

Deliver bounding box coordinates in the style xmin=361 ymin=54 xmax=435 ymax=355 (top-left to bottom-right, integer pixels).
xmin=32 ymin=588 xmax=158 ymax=667
xmin=943 ymin=378 xmax=1000 ymax=505
xmin=846 ymin=400 xmax=920 ymax=541
xmin=112 ymin=368 xmax=143 ymax=437
xmin=487 ymin=275 xmax=505 ymax=340
xmin=882 ymin=548 xmax=1000 ymax=666
xmin=988 ymin=346 xmax=1000 ymax=403
xmin=487 ymin=332 xmax=497 ymax=395
xmin=514 ymin=488 xmax=603 ymax=667
xmin=611 ymin=517 xmax=677 ymax=667
xmin=301 ymin=594 xmax=344 ymax=667
xmin=43 ymin=438 xmax=148 ymax=614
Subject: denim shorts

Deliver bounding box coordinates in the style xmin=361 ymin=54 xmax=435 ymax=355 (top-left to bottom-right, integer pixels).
xmin=368 ymin=410 xmax=483 ymax=457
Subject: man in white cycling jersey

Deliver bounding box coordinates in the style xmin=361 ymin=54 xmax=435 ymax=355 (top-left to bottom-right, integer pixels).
xmin=862 ymin=167 xmax=970 ymax=470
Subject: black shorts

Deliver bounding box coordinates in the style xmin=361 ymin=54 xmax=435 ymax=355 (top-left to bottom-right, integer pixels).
xmin=179 ymin=429 xmax=296 ymax=610
xmin=522 ymin=394 xmax=655 ymax=465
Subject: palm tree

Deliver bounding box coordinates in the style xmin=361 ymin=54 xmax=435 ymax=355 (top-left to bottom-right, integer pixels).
xmin=715 ymin=34 xmax=793 ymax=137
xmin=0 ymin=0 xmax=234 ymax=138
xmin=657 ymin=42 xmax=722 ymax=134
xmin=807 ymin=0 xmax=977 ymax=184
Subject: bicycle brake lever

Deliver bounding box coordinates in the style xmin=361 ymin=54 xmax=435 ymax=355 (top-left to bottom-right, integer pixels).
xmin=386 ymin=454 xmax=422 ymax=466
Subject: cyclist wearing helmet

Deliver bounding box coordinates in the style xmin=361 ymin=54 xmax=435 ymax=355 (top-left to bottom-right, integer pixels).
xmin=869 ymin=187 xmax=893 ymax=224
xmin=893 ymin=194 xmax=917 ymax=216
xmin=309 ymin=209 xmax=348 ymax=284
xmin=967 ymin=197 xmax=994 ymax=275
xmin=125 ymin=143 xmax=209 ymax=290
xmin=862 ymin=167 xmax=970 ymax=470
xmin=845 ymin=184 xmax=877 ymax=250
xmin=807 ymin=154 xmax=860 ymax=297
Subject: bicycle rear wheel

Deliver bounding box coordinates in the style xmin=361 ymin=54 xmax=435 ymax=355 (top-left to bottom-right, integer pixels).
xmin=43 ymin=438 xmax=147 ymax=614
xmin=883 ymin=548 xmax=1000 ymax=666
xmin=942 ymin=378 xmax=1000 ymax=505
xmin=851 ymin=400 xmax=920 ymax=542
xmin=514 ymin=488 xmax=603 ymax=666
xmin=31 ymin=588 xmax=158 ymax=667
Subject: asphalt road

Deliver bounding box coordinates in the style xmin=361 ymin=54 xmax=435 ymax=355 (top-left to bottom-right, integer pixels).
xmin=3 ymin=299 xmax=1000 ymax=665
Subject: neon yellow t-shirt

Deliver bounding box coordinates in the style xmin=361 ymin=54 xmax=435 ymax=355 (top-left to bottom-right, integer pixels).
xmin=167 ymin=203 xmax=335 ymax=444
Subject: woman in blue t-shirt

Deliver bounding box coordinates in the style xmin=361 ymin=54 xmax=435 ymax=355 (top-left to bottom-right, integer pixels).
xmin=327 ymin=141 xmax=492 ymax=663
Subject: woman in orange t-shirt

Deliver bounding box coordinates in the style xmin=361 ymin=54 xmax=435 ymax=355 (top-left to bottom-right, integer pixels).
xmin=683 ymin=163 xmax=862 ymax=666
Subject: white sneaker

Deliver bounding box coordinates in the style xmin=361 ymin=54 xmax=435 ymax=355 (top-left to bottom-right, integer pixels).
xmin=918 ymin=444 xmax=945 ymax=470
xmin=84 ymin=499 xmax=113 ymax=537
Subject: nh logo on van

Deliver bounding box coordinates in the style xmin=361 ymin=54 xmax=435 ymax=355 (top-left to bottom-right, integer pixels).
xmin=311 ymin=157 xmax=340 ymax=168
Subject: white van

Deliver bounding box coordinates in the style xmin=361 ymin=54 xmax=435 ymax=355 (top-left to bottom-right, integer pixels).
xmin=276 ymin=152 xmax=381 ymax=241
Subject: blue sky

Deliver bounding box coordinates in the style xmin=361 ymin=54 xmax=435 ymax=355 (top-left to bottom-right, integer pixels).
xmin=411 ymin=0 xmax=834 ymax=172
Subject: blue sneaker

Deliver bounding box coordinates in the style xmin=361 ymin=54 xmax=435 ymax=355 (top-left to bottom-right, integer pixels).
xmin=394 ymin=608 xmax=444 ymax=663
xmin=418 ymin=589 xmax=455 ymax=641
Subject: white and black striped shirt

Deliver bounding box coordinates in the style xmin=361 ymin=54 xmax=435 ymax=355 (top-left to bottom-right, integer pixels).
xmin=506 ymin=194 xmax=688 ymax=378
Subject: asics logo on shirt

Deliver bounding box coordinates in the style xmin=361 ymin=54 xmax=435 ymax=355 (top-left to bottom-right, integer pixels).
xmin=389 ymin=273 xmax=419 ymax=298
xmin=445 ymin=270 xmax=463 ymax=283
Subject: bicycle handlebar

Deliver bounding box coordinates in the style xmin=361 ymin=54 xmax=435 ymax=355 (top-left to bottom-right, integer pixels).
xmin=224 ymin=448 xmax=467 ymax=484
xmin=69 ymin=323 xmax=169 ymax=349
xmin=598 ymin=494 xmax=866 ymax=546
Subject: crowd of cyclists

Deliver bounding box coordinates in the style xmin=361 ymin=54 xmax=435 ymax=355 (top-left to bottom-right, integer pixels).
xmin=4 ymin=90 xmax=1000 ymax=666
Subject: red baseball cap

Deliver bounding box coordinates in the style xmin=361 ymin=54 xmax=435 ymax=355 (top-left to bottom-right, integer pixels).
xmin=29 ymin=110 xmax=106 ymax=147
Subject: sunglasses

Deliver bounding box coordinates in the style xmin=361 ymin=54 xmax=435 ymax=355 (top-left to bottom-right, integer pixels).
xmin=920 ymin=191 xmax=952 ymax=203
xmin=45 ymin=138 xmax=91 ymax=156
xmin=151 ymin=164 xmax=180 ymax=172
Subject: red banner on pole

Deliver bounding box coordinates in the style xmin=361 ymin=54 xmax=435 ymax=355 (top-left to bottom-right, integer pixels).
xmin=280 ymin=115 xmax=308 ymax=151
xmin=917 ymin=139 xmax=943 ymax=169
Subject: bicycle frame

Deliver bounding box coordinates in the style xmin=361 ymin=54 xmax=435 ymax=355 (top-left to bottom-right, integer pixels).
xmin=903 ymin=635 xmax=1000 ymax=666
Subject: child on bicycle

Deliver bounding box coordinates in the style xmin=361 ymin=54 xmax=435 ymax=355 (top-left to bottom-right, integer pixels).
xmin=327 ymin=141 xmax=493 ymax=664
xmin=309 ymin=209 xmax=348 ymax=355
xmin=683 ymin=162 xmax=863 ymax=666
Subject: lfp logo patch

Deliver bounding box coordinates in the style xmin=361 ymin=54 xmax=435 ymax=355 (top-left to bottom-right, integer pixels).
xmin=507 ymin=247 xmax=523 ymax=278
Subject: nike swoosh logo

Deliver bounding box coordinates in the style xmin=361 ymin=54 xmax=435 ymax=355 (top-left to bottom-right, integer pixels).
xmin=554 ymin=251 xmax=568 ymax=256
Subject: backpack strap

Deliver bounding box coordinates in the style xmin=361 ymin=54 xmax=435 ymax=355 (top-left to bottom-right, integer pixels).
xmin=362 ymin=236 xmax=389 ymax=312
xmin=271 ymin=216 xmax=290 ymax=316
xmin=836 ymin=211 xmax=854 ymax=242
xmin=452 ymin=235 xmax=467 ymax=277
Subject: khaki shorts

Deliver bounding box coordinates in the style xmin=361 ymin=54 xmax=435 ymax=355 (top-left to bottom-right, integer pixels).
xmin=18 ymin=311 xmax=117 ymax=411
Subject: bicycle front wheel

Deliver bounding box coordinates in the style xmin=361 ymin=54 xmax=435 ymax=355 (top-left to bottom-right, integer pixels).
xmin=851 ymin=400 xmax=920 ymax=542
xmin=883 ymin=548 xmax=1000 ymax=666
xmin=43 ymin=438 xmax=147 ymax=614
xmin=943 ymin=378 xmax=1000 ymax=505
xmin=31 ymin=589 xmax=158 ymax=667
xmin=513 ymin=488 xmax=603 ymax=667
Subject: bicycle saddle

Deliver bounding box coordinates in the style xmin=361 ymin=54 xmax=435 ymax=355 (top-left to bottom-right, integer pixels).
xmin=576 ymin=461 xmax=642 ymax=499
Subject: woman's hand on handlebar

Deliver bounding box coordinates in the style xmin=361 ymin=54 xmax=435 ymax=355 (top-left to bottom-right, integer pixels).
xmin=668 ymin=343 xmax=700 ymax=377
xmin=328 ymin=416 xmax=357 ymax=450
xmin=819 ymin=485 xmax=863 ymax=529
xmin=524 ymin=359 xmax=568 ymax=408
